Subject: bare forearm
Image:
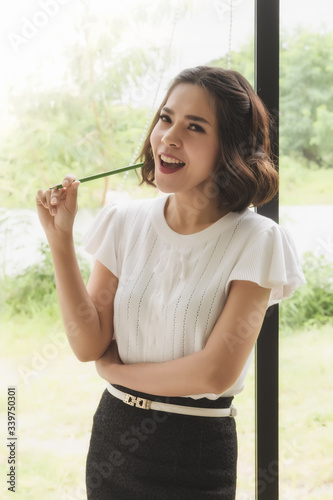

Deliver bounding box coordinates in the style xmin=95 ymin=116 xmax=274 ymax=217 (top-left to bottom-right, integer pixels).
xmin=49 ymin=236 xmax=109 ymax=361
xmin=97 ymin=349 xmax=228 ymax=397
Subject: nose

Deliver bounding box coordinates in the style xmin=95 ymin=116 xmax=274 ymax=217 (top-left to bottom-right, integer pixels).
xmin=161 ymin=124 xmax=181 ymax=147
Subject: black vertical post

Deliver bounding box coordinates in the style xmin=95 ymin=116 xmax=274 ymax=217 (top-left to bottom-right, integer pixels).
xmin=255 ymin=1 xmax=279 ymax=500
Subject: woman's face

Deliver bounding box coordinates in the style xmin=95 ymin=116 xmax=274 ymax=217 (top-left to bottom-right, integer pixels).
xmin=150 ymin=83 xmax=220 ymax=197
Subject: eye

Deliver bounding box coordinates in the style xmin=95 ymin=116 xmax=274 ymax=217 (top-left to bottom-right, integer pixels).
xmin=188 ymin=123 xmax=206 ymax=133
xmin=159 ymin=114 xmax=171 ymax=123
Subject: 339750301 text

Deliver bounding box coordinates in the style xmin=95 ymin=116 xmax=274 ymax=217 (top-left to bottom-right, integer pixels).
xmin=7 ymin=387 xmax=17 ymax=493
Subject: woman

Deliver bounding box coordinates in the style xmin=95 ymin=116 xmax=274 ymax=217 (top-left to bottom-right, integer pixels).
xmin=36 ymin=66 xmax=305 ymax=499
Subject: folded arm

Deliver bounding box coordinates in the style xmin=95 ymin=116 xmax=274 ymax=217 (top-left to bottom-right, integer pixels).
xmin=95 ymin=280 xmax=271 ymax=397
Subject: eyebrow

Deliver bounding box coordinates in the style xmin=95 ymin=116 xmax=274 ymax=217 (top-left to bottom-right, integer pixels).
xmin=161 ymin=106 xmax=212 ymax=126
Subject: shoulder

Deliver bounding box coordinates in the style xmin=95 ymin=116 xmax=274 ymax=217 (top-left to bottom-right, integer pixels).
xmin=99 ymin=196 xmax=161 ymax=225
xmin=83 ymin=196 xmax=161 ymax=246
xmin=232 ymin=208 xmax=295 ymax=252
xmin=83 ymin=196 xmax=164 ymax=266
xmin=240 ymin=208 xmax=279 ymax=232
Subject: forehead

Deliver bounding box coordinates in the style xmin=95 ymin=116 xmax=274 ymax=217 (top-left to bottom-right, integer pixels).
xmin=164 ymin=83 xmax=216 ymax=122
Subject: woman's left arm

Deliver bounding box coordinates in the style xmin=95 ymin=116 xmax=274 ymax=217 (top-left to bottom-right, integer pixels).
xmin=95 ymin=280 xmax=271 ymax=397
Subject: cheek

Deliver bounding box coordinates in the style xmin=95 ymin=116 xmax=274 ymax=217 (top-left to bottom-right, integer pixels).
xmin=196 ymin=140 xmax=219 ymax=163
xmin=206 ymin=139 xmax=220 ymax=165
xmin=150 ymin=126 xmax=160 ymax=151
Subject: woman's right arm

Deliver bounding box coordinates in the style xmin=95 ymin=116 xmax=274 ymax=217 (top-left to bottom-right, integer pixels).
xmin=36 ymin=175 xmax=118 ymax=362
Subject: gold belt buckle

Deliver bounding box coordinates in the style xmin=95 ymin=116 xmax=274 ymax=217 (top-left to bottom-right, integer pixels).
xmin=123 ymin=393 xmax=151 ymax=410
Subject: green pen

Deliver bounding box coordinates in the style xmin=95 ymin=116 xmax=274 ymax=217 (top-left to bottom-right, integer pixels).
xmin=49 ymin=162 xmax=143 ymax=190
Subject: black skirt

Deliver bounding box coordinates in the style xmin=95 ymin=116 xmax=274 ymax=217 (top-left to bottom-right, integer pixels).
xmin=86 ymin=385 xmax=237 ymax=500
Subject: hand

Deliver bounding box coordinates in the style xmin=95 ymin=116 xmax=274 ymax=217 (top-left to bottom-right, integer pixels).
xmin=36 ymin=174 xmax=80 ymax=238
xmin=95 ymin=340 xmax=123 ymax=382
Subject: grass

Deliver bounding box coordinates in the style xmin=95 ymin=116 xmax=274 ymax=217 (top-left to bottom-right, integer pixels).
xmin=278 ymin=326 xmax=333 ymax=498
xmin=279 ymin=156 xmax=333 ymax=205
xmin=1 ymin=316 xmax=332 ymax=499
xmin=236 ymin=324 xmax=333 ymax=499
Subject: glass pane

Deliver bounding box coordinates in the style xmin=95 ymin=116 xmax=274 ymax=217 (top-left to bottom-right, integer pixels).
xmin=1 ymin=1 xmax=259 ymax=498
xmin=279 ymin=0 xmax=333 ymax=498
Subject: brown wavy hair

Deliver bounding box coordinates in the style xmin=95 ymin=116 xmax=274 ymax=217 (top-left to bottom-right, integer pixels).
xmin=138 ymin=66 xmax=279 ymax=212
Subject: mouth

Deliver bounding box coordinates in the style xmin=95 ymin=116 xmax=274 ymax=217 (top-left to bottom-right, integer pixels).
xmin=159 ymin=153 xmax=186 ymax=174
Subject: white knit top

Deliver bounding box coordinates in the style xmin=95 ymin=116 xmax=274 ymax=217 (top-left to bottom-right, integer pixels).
xmin=83 ymin=195 xmax=305 ymax=399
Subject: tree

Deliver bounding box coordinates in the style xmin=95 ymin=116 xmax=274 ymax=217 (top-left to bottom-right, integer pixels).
xmin=210 ymin=41 xmax=255 ymax=87
xmin=209 ymin=29 xmax=333 ymax=168
xmin=280 ymin=29 xmax=333 ymax=167
xmin=1 ymin=0 xmax=189 ymax=207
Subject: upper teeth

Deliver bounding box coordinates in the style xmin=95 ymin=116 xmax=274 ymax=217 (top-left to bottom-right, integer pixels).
xmin=161 ymin=154 xmax=184 ymax=164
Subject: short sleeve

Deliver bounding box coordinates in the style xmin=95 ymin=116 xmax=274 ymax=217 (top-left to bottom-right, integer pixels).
xmin=82 ymin=204 xmax=119 ymax=277
xmin=226 ymin=224 xmax=306 ymax=307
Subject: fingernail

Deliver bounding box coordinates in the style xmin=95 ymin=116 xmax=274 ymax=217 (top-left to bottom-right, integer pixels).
xmin=62 ymin=179 xmax=69 ymax=187
xmin=51 ymin=197 xmax=57 ymax=205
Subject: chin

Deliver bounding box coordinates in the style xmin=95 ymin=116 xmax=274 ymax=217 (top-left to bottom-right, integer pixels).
xmin=155 ymin=182 xmax=174 ymax=194
xmin=154 ymin=173 xmax=175 ymax=194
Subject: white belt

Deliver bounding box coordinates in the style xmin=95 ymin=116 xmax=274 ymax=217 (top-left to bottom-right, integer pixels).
xmin=107 ymin=384 xmax=237 ymax=418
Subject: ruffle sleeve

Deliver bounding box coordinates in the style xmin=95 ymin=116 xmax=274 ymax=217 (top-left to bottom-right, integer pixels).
xmin=226 ymin=223 xmax=306 ymax=307
xmin=82 ymin=204 xmax=119 ymax=277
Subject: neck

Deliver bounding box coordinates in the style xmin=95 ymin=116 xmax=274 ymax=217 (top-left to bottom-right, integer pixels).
xmin=164 ymin=192 xmax=229 ymax=235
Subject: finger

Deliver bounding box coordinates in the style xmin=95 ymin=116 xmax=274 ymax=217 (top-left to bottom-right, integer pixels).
xmin=61 ymin=173 xmax=77 ymax=188
xmin=42 ymin=188 xmax=57 ymax=216
xmin=49 ymin=187 xmax=66 ymax=206
xmin=65 ymin=180 xmax=80 ymax=210
xmin=44 ymin=188 xmax=61 ymax=216
xmin=36 ymin=189 xmax=50 ymax=209
xmin=36 ymin=188 xmax=57 ymax=218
